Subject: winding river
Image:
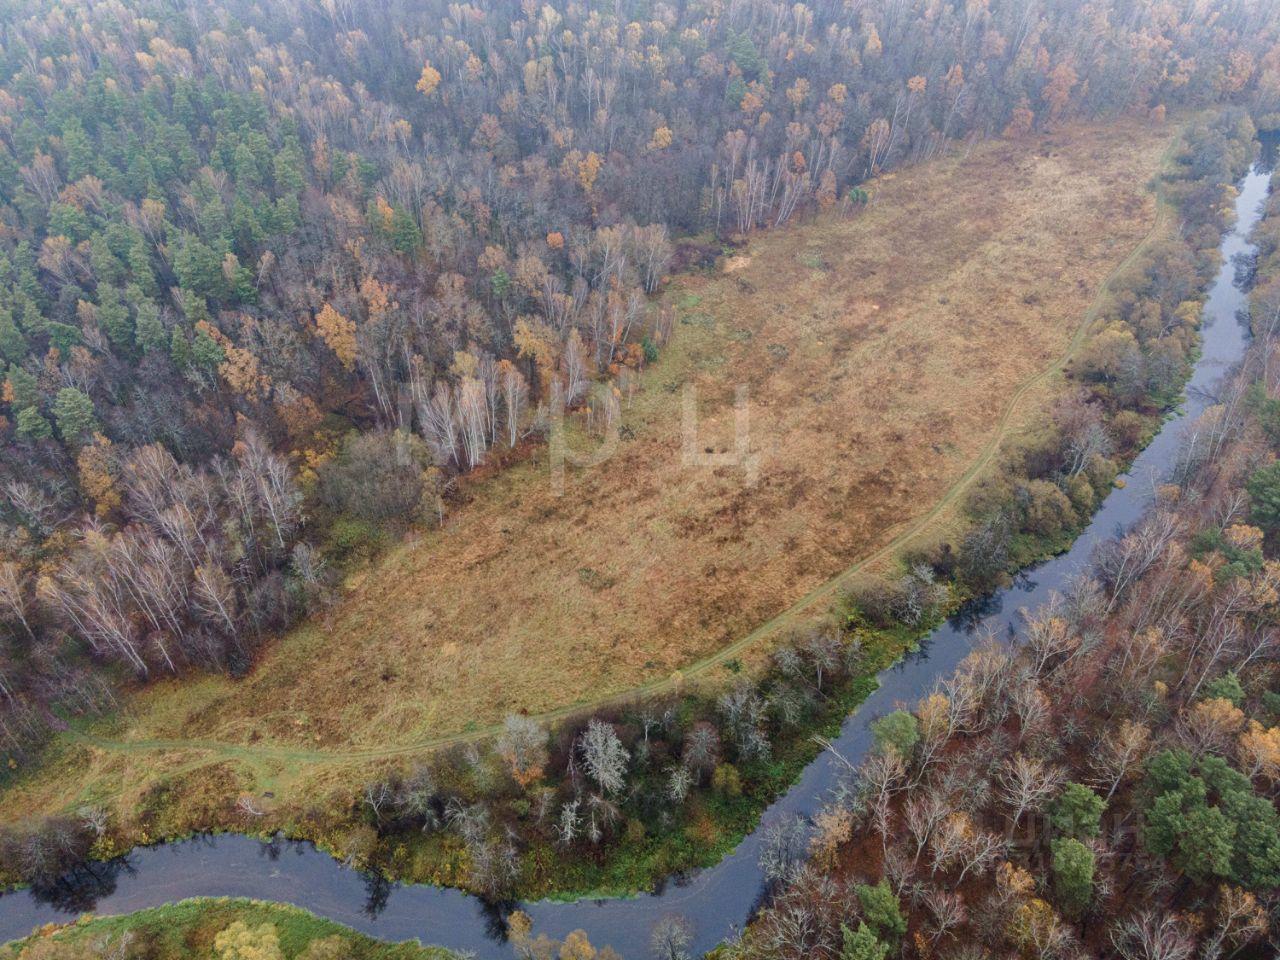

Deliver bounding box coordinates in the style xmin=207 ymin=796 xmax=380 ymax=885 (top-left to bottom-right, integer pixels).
xmin=0 ymin=153 xmax=1273 ymax=958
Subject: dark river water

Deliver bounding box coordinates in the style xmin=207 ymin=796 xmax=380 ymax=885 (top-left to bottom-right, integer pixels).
xmin=0 ymin=156 xmax=1272 ymax=958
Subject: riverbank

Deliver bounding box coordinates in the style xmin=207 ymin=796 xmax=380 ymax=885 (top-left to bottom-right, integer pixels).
xmin=0 ymin=899 xmax=458 ymax=960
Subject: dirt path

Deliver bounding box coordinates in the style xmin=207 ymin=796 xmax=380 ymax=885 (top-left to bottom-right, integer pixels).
xmin=65 ymin=135 xmax=1177 ymax=772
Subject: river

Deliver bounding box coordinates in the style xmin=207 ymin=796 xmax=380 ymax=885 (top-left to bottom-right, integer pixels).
xmin=0 ymin=154 xmax=1272 ymax=958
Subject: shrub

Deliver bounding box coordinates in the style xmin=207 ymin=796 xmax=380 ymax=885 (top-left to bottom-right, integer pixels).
xmin=215 ymin=921 xmax=284 ymax=960
xmin=870 ymin=710 xmax=919 ymax=760
xmin=711 ymin=763 xmax=742 ymax=798
xmin=0 ymin=817 xmax=96 ymax=888
xmin=1109 ymin=409 xmax=1150 ymax=449
xmin=855 ymin=879 xmax=906 ymax=940
xmin=1050 ymin=783 xmax=1105 ymax=839
xmin=625 ymin=818 xmax=645 ymax=844
xmin=1246 ymin=461 xmax=1280 ymax=533
xmin=956 ymin=515 xmax=1012 ymax=592
xmin=642 ymin=335 xmax=659 ymax=363
xmin=1140 ymin=753 xmax=1280 ymax=889
xmin=1084 ymin=454 xmax=1118 ymax=493
xmin=1050 ymin=837 xmax=1095 ymax=918
xmin=1261 ymin=690 xmax=1280 ymax=721
xmin=1252 ymin=388 xmax=1280 ymax=448
xmin=844 ymin=582 xmax=903 ymax=629
xmin=1203 ymin=671 xmax=1245 ymax=706
xmin=14 ymin=406 xmax=52 ymax=440
xmin=1018 ymin=479 xmax=1077 ymax=539
xmin=324 ymin=517 xmax=386 ymax=565
xmin=841 ymin=922 xmax=890 ymax=960
xmin=339 ymin=824 xmax=379 ymax=868
xmin=1065 ymin=473 xmax=1097 ymax=514
xmin=315 ymin=430 xmax=430 ymax=532
xmin=51 ymin=386 xmax=98 ymax=445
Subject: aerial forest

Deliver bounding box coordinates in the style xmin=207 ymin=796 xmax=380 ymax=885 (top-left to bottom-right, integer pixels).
xmin=0 ymin=0 xmax=1278 ymax=833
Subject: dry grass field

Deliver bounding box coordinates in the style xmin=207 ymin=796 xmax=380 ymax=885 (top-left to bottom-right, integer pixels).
xmin=2 ymin=120 xmax=1175 ymax=822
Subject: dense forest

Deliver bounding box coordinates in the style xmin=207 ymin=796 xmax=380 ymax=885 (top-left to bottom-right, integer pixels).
xmin=1 ymin=0 xmax=1280 ymax=850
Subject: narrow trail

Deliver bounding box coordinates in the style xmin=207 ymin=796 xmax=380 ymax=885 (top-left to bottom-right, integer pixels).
xmin=66 ymin=137 xmax=1178 ymax=773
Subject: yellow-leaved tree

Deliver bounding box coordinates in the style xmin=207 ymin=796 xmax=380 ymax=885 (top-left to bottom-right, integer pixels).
xmin=577 ymin=151 xmax=602 ymax=193
xmin=647 ymin=124 xmax=673 ymax=150
xmin=76 ymin=434 xmax=120 ymax=517
xmin=416 ymin=62 xmax=441 ymax=96
xmin=315 ymin=303 xmax=357 ymax=369
xmin=1239 ymin=721 xmax=1280 ymax=781
xmin=196 ymin=320 xmax=270 ymax=399
xmin=513 ymin=316 xmax=557 ymax=394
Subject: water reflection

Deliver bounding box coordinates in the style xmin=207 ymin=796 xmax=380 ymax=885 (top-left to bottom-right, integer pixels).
xmin=260 ymin=834 xmax=285 ymax=862
xmin=1258 ymin=129 xmax=1278 ymax=170
xmin=478 ymin=900 xmax=515 ymax=943
xmin=28 ymin=858 xmax=131 ymax=914
xmin=362 ymin=872 xmax=392 ymax=919
xmin=948 ymin=589 xmax=1004 ymax=632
